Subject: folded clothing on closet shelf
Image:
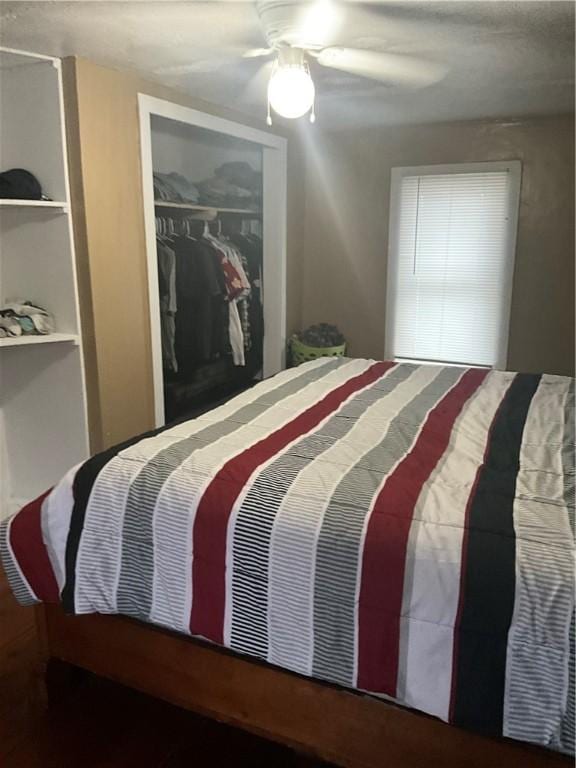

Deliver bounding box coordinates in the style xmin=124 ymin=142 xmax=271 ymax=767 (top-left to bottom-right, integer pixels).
xmin=161 ymin=172 xmax=199 ymax=203
xmin=153 ymin=172 xmax=200 ymax=204
xmin=154 ymin=173 xmax=181 ymax=202
xmin=215 ymin=161 xmax=262 ymax=194
xmin=0 ymin=300 xmax=55 ymax=336
xmin=153 ymin=164 xmax=261 ymax=210
xmin=195 ymin=176 xmax=255 ymax=209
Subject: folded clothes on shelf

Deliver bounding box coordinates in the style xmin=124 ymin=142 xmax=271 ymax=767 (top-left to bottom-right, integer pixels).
xmin=0 ymin=300 xmax=55 ymax=336
xmin=154 ymin=171 xmax=200 ymax=203
xmin=153 ymin=163 xmax=262 ymax=210
xmin=153 ymin=172 xmax=183 ymax=202
xmin=195 ymin=176 xmax=254 ymax=209
xmin=215 ymin=161 xmax=262 ymax=194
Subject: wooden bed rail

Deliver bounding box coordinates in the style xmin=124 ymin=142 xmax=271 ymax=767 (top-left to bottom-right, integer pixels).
xmin=42 ymin=605 xmax=570 ymax=768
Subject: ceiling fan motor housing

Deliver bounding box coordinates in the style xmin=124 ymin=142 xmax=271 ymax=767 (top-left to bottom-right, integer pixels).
xmin=257 ymin=0 xmax=323 ymax=50
xmin=277 ymin=46 xmax=306 ymax=67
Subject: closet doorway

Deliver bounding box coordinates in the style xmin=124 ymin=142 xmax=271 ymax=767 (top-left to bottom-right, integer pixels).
xmin=139 ymin=95 xmax=287 ymax=427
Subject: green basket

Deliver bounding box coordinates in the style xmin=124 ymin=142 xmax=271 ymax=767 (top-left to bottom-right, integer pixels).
xmin=290 ymin=335 xmax=347 ymax=366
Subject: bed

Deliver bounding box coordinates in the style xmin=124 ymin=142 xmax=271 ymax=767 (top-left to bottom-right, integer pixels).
xmin=2 ymin=357 xmax=574 ymax=766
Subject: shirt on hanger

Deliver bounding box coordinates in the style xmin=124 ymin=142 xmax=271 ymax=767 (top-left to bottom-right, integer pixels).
xmin=157 ymin=239 xmax=178 ymax=373
xmin=171 ymin=235 xmax=227 ymax=376
xmin=205 ymin=233 xmax=251 ymax=366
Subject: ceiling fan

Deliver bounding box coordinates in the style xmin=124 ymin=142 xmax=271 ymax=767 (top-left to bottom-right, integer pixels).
xmin=160 ymin=0 xmax=449 ymax=124
xmin=249 ymin=0 xmax=449 ymax=123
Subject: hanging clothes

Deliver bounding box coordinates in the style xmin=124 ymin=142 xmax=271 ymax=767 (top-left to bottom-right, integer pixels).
xmin=154 ymin=210 xmax=264 ymax=413
xmin=204 ymin=231 xmax=250 ymax=367
xmin=229 ymin=232 xmax=264 ymax=369
xmin=237 ymin=251 xmax=252 ymax=352
xmin=157 ymin=238 xmax=178 ymax=373
xmin=170 ymin=234 xmax=228 ymax=377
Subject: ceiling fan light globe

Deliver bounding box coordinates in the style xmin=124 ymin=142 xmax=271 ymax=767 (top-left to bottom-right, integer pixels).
xmin=268 ymin=66 xmax=315 ymax=119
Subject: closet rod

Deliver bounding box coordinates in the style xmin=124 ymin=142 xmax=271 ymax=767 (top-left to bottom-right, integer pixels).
xmin=154 ymin=200 xmax=262 ymax=217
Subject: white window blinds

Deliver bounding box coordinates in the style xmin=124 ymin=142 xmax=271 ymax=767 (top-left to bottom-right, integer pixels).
xmin=385 ymin=162 xmax=521 ymax=368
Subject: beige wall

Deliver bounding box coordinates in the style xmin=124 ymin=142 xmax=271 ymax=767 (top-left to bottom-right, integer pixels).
xmin=64 ymin=54 xmax=574 ymax=454
xmin=299 ymin=115 xmax=575 ymax=376
xmin=63 ymin=57 xmax=306 ymax=451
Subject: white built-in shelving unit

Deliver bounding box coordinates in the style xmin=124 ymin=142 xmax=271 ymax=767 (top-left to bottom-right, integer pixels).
xmin=0 ymin=200 xmax=69 ymax=210
xmin=0 ymin=47 xmax=89 ymax=519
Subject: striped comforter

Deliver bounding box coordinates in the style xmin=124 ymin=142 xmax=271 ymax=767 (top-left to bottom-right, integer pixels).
xmin=2 ymin=358 xmax=574 ymax=753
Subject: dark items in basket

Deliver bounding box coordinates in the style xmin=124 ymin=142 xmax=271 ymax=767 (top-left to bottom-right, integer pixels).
xmin=296 ymin=323 xmax=346 ymax=348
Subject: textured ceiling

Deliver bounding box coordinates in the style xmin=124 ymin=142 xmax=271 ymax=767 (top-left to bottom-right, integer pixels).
xmin=1 ymin=1 xmax=574 ymax=128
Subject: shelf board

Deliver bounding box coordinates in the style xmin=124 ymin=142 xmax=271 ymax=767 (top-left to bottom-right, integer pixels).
xmin=154 ymin=200 xmax=261 ymax=216
xmin=0 ymin=199 xmax=69 ymax=210
xmin=0 ymin=333 xmax=79 ymax=348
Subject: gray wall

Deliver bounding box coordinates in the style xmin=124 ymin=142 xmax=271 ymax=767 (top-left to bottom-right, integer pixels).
xmin=299 ymin=114 xmax=575 ymax=376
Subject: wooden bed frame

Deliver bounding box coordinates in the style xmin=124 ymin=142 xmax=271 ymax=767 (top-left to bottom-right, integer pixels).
xmin=38 ymin=604 xmax=569 ymax=768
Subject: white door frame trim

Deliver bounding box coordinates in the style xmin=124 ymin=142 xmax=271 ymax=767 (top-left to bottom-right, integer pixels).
xmin=138 ymin=94 xmax=287 ymax=427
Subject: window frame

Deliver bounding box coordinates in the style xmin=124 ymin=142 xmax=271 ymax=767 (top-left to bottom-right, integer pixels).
xmin=384 ymin=160 xmax=522 ymax=370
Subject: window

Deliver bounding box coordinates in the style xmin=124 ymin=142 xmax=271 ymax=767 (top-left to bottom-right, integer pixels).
xmin=385 ymin=161 xmax=521 ymax=368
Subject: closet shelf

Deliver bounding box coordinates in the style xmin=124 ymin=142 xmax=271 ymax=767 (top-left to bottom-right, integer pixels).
xmin=0 ymin=333 xmax=79 ymax=348
xmin=154 ymin=200 xmax=261 ymax=217
xmin=0 ymin=199 xmax=69 ymax=211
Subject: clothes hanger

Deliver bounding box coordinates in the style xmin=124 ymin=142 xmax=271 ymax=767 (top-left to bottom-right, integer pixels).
xmin=207 ymin=218 xmax=219 ymax=239
xmin=157 ymin=216 xmax=169 ymax=243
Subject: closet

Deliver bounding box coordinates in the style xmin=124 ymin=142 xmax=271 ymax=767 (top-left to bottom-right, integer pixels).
xmin=0 ymin=47 xmax=89 ymax=519
xmin=139 ymin=96 xmax=287 ymax=426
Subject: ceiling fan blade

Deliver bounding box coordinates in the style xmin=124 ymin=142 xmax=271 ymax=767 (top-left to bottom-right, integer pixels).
xmin=316 ymin=47 xmax=448 ymax=88
xmin=242 ymin=47 xmax=274 ymax=59
xmin=239 ymin=59 xmax=275 ymax=106
xmin=156 ymin=51 xmax=250 ymax=76
xmin=154 ymin=62 xmax=218 ymax=76
xmin=155 ymin=47 xmax=271 ymax=78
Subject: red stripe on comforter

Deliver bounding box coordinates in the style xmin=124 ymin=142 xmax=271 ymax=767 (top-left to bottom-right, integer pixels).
xmin=190 ymin=361 xmax=395 ymax=643
xmin=357 ymin=368 xmax=488 ymax=695
xmin=9 ymin=490 xmax=59 ymax=603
